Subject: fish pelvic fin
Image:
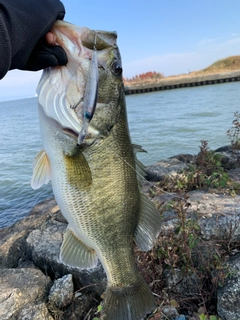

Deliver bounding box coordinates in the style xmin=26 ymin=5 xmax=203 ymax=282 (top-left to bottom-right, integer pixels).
xmin=134 ymin=193 xmax=162 ymax=251
xmin=31 ymin=150 xmax=51 ymax=190
xmin=60 ymin=228 xmax=98 ymax=269
xmin=101 ymin=277 xmax=155 ymax=320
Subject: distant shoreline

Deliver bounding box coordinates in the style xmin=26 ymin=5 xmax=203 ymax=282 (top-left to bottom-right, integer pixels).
xmin=124 ymin=70 xmax=240 ymax=95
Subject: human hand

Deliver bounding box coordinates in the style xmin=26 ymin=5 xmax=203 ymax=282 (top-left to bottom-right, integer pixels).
xmin=0 ymin=0 xmax=68 ymax=79
xmin=20 ymin=30 xmax=68 ymax=71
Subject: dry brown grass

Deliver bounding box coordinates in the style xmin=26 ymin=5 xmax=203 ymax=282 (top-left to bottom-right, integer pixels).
xmin=124 ymin=55 xmax=240 ymax=86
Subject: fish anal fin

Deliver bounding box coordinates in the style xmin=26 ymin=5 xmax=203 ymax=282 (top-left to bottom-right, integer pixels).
xmin=31 ymin=150 xmax=51 ymax=190
xmin=135 ymin=193 xmax=162 ymax=251
xmin=60 ymin=228 xmax=98 ymax=269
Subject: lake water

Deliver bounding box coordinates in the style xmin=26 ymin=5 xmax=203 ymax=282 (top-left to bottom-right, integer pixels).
xmin=1 ymin=81 xmax=240 ymax=228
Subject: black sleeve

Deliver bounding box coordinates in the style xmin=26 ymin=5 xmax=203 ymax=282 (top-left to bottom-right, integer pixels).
xmin=0 ymin=0 xmax=67 ymax=79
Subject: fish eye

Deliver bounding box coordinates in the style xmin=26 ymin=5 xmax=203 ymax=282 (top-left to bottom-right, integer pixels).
xmin=111 ymin=61 xmax=122 ymax=76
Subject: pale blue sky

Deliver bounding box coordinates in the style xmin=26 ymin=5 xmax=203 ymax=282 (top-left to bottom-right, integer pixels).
xmin=1 ymin=0 xmax=240 ymax=100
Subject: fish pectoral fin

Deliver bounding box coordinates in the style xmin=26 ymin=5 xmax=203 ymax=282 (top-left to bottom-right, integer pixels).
xmin=60 ymin=228 xmax=98 ymax=269
xmin=31 ymin=150 xmax=51 ymax=190
xmin=134 ymin=193 xmax=162 ymax=251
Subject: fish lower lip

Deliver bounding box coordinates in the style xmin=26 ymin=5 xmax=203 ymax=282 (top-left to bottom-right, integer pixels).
xmin=62 ymin=127 xmax=78 ymax=138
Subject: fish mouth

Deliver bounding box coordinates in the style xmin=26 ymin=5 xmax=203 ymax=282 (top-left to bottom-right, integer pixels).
xmin=59 ymin=121 xmax=102 ymax=144
xmin=61 ymin=127 xmax=78 ymax=139
xmin=37 ymin=21 xmax=117 ymax=144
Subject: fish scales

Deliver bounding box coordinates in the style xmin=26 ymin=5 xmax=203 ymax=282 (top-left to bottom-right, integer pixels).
xmin=32 ymin=20 xmax=161 ymax=320
xmin=63 ymin=108 xmax=140 ymax=284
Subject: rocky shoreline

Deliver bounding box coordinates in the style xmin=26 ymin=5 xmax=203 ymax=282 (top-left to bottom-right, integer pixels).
xmin=1 ymin=147 xmax=240 ymax=320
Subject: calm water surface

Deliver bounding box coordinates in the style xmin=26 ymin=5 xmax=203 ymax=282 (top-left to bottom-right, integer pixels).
xmin=1 ymin=81 xmax=240 ymax=228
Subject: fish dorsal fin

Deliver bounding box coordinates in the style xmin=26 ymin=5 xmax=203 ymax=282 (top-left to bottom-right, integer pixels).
xmin=132 ymin=144 xmax=147 ymax=154
xmin=60 ymin=228 xmax=98 ymax=269
xmin=132 ymin=143 xmax=161 ymax=250
xmin=135 ymin=157 xmax=146 ymax=184
xmin=132 ymin=144 xmax=147 ymax=184
xmin=134 ymin=193 xmax=162 ymax=251
xmin=31 ymin=150 xmax=51 ymax=190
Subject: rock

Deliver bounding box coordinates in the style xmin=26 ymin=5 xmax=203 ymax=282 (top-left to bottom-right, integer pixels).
xmin=145 ymin=158 xmax=188 ymax=182
xmin=215 ymin=146 xmax=232 ymax=153
xmin=163 ymin=269 xmax=201 ymax=296
xmin=0 ymin=198 xmax=60 ymax=268
xmin=0 ymin=268 xmax=51 ymax=320
xmin=170 ymin=154 xmax=195 ymax=164
xmin=26 ymin=220 xmax=66 ymax=278
xmin=215 ymin=145 xmax=240 ymax=170
xmin=228 ymin=167 xmax=240 ymax=183
xmin=188 ymin=191 xmax=240 ymax=241
xmin=217 ymin=253 xmax=240 ymax=320
xmin=26 ymin=219 xmax=107 ymax=296
xmin=162 ymin=306 xmax=178 ymax=319
xmin=48 ymin=274 xmax=73 ymax=308
xmin=145 ymin=149 xmax=240 ymax=183
xmin=155 ymin=190 xmax=240 ymax=241
xmin=17 ymin=303 xmax=53 ymax=320
xmin=65 ymin=291 xmax=96 ymax=319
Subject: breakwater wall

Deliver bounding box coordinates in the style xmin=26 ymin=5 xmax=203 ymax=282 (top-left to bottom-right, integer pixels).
xmin=124 ymin=70 xmax=240 ymax=95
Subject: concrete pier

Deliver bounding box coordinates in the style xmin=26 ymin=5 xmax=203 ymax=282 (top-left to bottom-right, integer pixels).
xmin=124 ymin=70 xmax=240 ymax=95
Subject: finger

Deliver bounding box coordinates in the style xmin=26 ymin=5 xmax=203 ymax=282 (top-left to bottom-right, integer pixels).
xmin=45 ymin=32 xmax=57 ymax=45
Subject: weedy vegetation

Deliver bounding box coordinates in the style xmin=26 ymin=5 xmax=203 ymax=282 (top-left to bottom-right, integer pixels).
xmin=151 ymin=139 xmax=240 ymax=195
xmin=227 ymin=111 xmax=240 ymax=150
xmin=137 ymin=113 xmax=240 ymax=319
xmin=135 ymin=192 xmax=237 ymax=319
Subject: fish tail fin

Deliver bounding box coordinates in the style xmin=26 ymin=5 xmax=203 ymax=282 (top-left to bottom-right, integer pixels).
xmin=101 ymin=278 xmax=155 ymax=320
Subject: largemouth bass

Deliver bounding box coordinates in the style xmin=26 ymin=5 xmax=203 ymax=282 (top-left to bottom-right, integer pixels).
xmin=31 ymin=21 xmax=161 ymax=320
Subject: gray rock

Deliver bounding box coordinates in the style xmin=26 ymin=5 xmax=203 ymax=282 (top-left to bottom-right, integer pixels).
xmin=188 ymin=191 xmax=240 ymax=241
xmin=215 ymin=147 xmax=240 ymax=170
xmin=48 ymin=274 xmax=73 ymax=308
xmin=170 ymin=154 xmax=195 ymax=164
xmin=215 ymin=146 xmax=232 ymax=153
xmin=228 ymin=167 xmax=240 ymax=184
xmin=26 ymin=219 xmax=107 ymax=296
xmin=145 ymin=158 xmax=188 ymax=182
xmin=217 ymin=253 xmax=240 ymax=320
xmin=154 ymin=190 xmax=240 ymax=241
xmin=163 ymin=268 xmax=201 ymax=296
xmin=0 ymin=198 xmax=61 ymax=268
xmin=145 ymin=149 xmax=240 ymax=183
xmin=26 ymin=220 xmax=66 ymax=278
xmin=0 ymin=268 xmax=51 ymax=320
xmin=162 ymin=306 xmax=179 ymax=319
xmin=17 ymin=303 xmax=53 ymax=320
